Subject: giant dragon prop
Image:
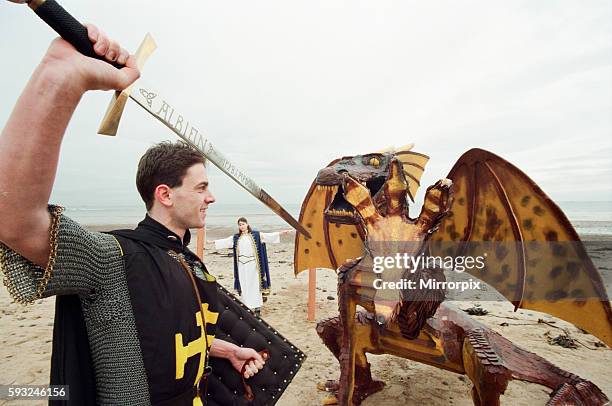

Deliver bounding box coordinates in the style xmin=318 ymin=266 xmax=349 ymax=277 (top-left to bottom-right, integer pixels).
xmin=294 ymin=146 xmax=612 ymax=405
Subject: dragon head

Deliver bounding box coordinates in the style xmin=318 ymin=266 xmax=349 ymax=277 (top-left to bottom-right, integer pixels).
xmin=313 ymin=145 xmax=429 ymax=226
xmin=315 ymin=153 xmax=394 ymax=225
xmin=295 ymin=144 xmax=429 ymax=274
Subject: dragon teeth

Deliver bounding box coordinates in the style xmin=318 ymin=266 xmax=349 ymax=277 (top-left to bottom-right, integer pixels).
xmin=327 ymin=209 xmax=354 ymax=216
xmin=317 ymin=185 xmax=339 ymax=192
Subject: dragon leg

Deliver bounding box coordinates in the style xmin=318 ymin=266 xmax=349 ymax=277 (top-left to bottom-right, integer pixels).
xmin=462 ymin=327 xmax=609 ymax=406
xmin=316 ymin=313 xmax=386 ymax=405
xmin=337 ymin=276 xmax=358 ymax=405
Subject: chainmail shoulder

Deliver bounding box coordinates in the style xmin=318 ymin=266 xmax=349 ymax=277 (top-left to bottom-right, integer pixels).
xmin=1 ymin=207 xmax=120 ymax=301
xmin=0 ymin=208 xmax=152 ymax=405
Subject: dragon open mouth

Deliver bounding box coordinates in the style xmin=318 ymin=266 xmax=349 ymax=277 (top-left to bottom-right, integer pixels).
xmin=316 ymin=176 xmax=386 ymax=225
xmin=321 ymin=184 xmax=357 ymax=224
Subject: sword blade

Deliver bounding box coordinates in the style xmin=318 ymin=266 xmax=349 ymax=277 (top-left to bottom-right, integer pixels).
xmin=128 ymin=81 xmax=311 ymax=238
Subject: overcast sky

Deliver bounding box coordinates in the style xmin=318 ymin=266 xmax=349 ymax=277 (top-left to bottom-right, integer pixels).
xmin=1 ymin=1 xmax=610 ymax=214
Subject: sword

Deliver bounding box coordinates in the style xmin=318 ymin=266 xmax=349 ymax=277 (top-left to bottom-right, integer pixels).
xmin=7 ymin=0 xmax=311 ymax=238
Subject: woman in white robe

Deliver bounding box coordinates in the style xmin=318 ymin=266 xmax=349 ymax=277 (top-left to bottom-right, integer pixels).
xmin=210 ymin=217 xmax=291 ymax=315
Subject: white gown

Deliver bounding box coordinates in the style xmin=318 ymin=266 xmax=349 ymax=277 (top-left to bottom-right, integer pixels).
xmin=214 ymin=232 xmax=280 ymax=309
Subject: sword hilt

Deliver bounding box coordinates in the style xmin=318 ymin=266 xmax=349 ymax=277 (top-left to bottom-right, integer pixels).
xmin=26 ymin=0 xmax=124 ymax=69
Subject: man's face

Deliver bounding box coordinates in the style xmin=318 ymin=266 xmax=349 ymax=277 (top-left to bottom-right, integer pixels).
xmin=171 ymin=163 xmax=215 ymax=229
xmin=238 ymin=221 xmax=249 ymax=233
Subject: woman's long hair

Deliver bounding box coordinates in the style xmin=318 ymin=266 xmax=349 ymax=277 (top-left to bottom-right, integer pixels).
xmin=237 ymin=217 xmax=253 ymax=233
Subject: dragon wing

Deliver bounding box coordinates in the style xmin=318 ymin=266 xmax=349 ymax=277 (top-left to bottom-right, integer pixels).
xmin=293 ymin=160 xmax=366 ymax=276
xmin=396 ymin=150 xmax=429 ymax=202
xmin=430 ymin=148 xmax=612 ymax=346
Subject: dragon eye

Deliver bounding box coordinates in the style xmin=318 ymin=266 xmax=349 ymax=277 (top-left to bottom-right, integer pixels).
xmin=369 ymin=157 xmax=380 ymax=167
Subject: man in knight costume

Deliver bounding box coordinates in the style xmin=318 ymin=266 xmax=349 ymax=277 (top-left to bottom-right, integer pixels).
xmin=0 ymin=25 xmax=303 ymax=405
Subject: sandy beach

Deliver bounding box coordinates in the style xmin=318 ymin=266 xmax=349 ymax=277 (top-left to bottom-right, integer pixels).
xmin=1 ymin=226 xmax=611 ymax=406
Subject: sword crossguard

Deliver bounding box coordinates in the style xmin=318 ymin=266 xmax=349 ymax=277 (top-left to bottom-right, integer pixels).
xmin=98 ymin=33 xmax=157 ymax=136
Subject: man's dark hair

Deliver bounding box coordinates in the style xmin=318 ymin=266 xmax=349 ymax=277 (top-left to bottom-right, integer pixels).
xmin=136 ymin=141 xmax=206 ymax=210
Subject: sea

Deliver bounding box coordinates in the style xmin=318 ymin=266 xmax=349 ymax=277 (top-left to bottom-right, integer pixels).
xmin=63 ymin=201 xmax=612 ymax=236
xmin=63 ymin=203 xmax=303 ymax=231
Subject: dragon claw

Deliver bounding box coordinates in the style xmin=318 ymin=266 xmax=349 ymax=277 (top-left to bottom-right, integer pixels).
xmin=439 ymin=178 xmax=452 ymax=188
xmin=317 ymin=378 xmax=385 ymax=405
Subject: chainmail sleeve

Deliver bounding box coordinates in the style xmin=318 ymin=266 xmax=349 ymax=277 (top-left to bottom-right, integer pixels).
xmin=0 ymin=207 xmax=151 ymax=404
xmin=0 ymin=205 xmax=123 ymax=304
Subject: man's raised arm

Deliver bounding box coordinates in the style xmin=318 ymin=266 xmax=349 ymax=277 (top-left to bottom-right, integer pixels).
xmin=0 ymin=25 xmax=139 ymax=266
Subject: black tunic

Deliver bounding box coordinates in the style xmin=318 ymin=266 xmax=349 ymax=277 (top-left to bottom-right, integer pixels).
xmin=50 ymin=215 xmax=220 ymax=405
